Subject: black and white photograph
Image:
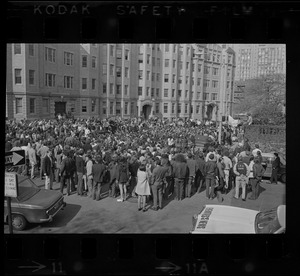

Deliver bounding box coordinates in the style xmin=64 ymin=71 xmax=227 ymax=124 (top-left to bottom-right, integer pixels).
xmin=5 ymin=43 xmax=286 ymax=234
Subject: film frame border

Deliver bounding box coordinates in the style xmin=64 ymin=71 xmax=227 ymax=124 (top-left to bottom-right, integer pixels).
xmin=5 ymin=0 xmax=299 ymax=275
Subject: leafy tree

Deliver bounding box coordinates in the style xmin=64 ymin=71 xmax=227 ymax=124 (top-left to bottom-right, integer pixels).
xmin=234 ymin=74 xmax=285 ymax=124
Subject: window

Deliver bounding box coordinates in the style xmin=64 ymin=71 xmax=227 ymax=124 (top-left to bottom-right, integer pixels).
xmin=212 ymin=80 xmax=218 ymax=88
xmin=64 ymin=52 xmax=73 ymax=66
xmin=29 ymin=98 xmax=35 ymax=114
xmin=124 ymin=102 xmax=128 ymax=115
xmin=211 ymin=93 xmax=218 ymax=101
xmin=91 ymin=99 xmax=96 ymax=112
xmin=147 ymin=54 xmax=150 ymax=64
xmin=152 ymin=73 xmax=155 ymax=81
xmin=45 ymin=47 xmax=56 ymax=62
xmin=110 ymin=64 xmax=114 ymax=75
xmin=164 ymin=74 xmax=169 ymax=83
xmin=82 ymin=55 xmax=87 ymax=67
xmin=131 ymin=102 xmax=134 ymax=115
xmin=197 ymin=78 xmax=201 ymax=86
xmin=110 ymin=101 xmax=114 ymax=114
xmin=172 ymin=74 xmax=176 ymax=83
xmin=103 ymin=63 xmax=107 ymax=75
xmin=151 ymin=88 xmax=154 ymax=97
xmin=185 ymin=104 xmax=188 ymax=114
xmin=81 ymin=100 xmax=87 ymax=113
xmin=187 ymin=47 xmax=190 ymax=56
xmin=204 ymin=66 xmax=210 ymax=74
xmin=186 ymin=62 xmax=189 ymax=69
xmin=116 ymin=85 xmax=121 ymax=94
xmin=198 ymin=65 xmax=202 ymax=72
xmin=116 ymin=102 xmax=121 ymax=115
xmin=139 ymin=70 xmax=143 ymax=80
xmin=186 ymin=76 xmax=189 ymax=84
xmin=164 ymin=89 xmax=168 ymax=97
xmin=165 ymin=44 xmax=169 ymax=52
xmin=82 ymin=78 xmax=87 ymax=90
xmin=110 ymin=45 xmax=114 ymax=56
xmin=152 ymin=57 xmax=155 ymax=66
xmin=196 ymin=105 xmax=200 ymax=114
xmin=92 ymin=56 xmax=97 ymax=68
xmin=14 ymin=44 xmax=21 ymax=54
xmin=28 ymin=44 xmax=34 ymax=56
xmin=92 ymin=79 xmax=96 ymax=90
xmin=147 ymin=71 xmax=150 ymax=80
xmin=116 ymin=49 xmax=122 ymax=59
xmin=146 ymin=87 xmax=150 ymax=96
xmin=103 ymin=83 xmax=107 ymax=93
xmin=157 ymin=73 xmax=160 ymax=81
xmin=42 ymin=99 xmax=49 ymax=113
xmin=203 ymin=93 xmax=209 ymax=100
xmin=178 ymin=90 xmax=182 ymax=97
xmin=227 ymin=81 xmax=230 ymax=89
xmin=122 ymin=67 xmax=128 ymax=78
xmin=165 ymin=59 xmax=169 ymax=67
xmin=227 ymin=69 xmax=230 ymax=77
xmin=124 ymin=85 xmax=128 ymax=95
xmin=178 ymin=77 xmax=182 ymax=84
xmin=102 ymin=101 xmax=107 ymax=114
xmin=156 ymin=103 xmax=159 ymax=114
xmin=172 ymin=103 xmax=175 ymax=113
xmin=138 ymin=87 xmax=143 ymax=96
xmin=157 ymin=58 xmax=160 ymax=67
xmin=173 ymin=45 xmax=176 ymax=53
xmin=164 ymin=103 xmax=168 ymax=113
xmin=197 ymin=92 xmax=201 ymax=99
xmin=185 ymin=90 xmax=188 ymax=98
xmin=45 ymin=73 xmax=55 ymax=87
xmin=172 ymin=89 xmax=175 ymax=97
xmin=212 ymin=67 xmax=219 ymax=75
xmin=204 ymin=79 xmax=210 ymax=87
xmin=64 ymin=76 xmax=74 ymax=89
xmin=110 ymin=83 xmax=114 ymax=94
xmin=173 ymin=60 xmax=176 ymax=68
xmin=156 ymin=88 xmax=159 ymax=97
xmin=177 ymin=103 xmax=181 ymax=113
xmin=29 ymin=70 xmax=35 ymax=85
xmin=15 ymin=69 xmax=22 ymax=84
xmin=179 ymin=61 xmax=183 ymax=70
xmin=15 ymin=98 xmax=22 ymax=114
xmin=125 ymin=49 xmax=129 ymax=60
xmin=116 ymin=67 xmax=121 ymax=77
xmin=192 ymin=63 xmax=195 ymax=71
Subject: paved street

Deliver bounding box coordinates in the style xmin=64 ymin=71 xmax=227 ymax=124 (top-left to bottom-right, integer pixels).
xmin=4 ymin=178 xmax=285 ymax=234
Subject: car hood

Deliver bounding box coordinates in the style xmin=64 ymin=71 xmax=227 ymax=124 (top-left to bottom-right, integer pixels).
xmin=17 ymin=189 xmax=63 ymax=209
xmin=192 ymin=205 xmax=258 ymax=234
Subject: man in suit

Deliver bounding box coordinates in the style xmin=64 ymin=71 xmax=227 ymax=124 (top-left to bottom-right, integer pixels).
xmin=92 ymin=155 xmax=107 ymax=200
xmin=60 ymin=150 xmax=73 ymax=196
xmin=270 ymin=152 xmax=281 ymax=184
xmin=75 ymin=149 xmax=85 ymax=196
xmin=43 ymin=148 xmax=54 ymax=190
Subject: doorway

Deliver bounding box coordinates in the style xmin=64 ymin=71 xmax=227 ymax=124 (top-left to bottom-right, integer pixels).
xmin=142 ymin=105 xmax=152 ymax=120
xmin=55 ymin=102 xmax=66 ymax=116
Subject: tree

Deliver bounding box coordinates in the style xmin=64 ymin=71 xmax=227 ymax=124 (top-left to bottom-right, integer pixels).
xmin=234 ymin=74 xmax=286 ymax=124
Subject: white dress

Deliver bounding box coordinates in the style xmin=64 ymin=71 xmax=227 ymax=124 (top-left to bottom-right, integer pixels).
xmin=135 ymin=170 xmax=151 ymax=196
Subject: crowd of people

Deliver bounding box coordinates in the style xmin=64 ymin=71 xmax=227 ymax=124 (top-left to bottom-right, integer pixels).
xmin=5 ymin=116 xmax=276 ymax=211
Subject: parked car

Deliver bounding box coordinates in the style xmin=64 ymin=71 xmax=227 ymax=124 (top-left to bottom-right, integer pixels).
xmin=261 ymin=152 xmax=286 ymax=183
xmin=4 ymin=175 xmax=66 ymax=231
xmin=190 ymin=204 xmax=285 ymax=234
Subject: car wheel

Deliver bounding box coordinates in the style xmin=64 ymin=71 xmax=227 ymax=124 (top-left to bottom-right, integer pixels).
xmin=11 ymin=214 xmax=27 ymax=231
xmin=280 ymin=174 xmax=286 ymax=183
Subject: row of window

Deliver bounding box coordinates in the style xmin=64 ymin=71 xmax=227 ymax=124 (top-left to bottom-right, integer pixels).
xmin=15 ymin=98 xmax=44 ymax=114
xmin=103 ymin=64 xmax=130 ymax=77
xmin=138 ymin=87 xmax=160 ymax=98
xmin=163 ymin=103 xmax=202 ymax=114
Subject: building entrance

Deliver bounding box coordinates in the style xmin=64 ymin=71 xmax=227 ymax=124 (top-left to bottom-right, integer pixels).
xmin=55 ymin=102 xmax=66 ymax=116
xmin=142 ymin=104 xmax=152 ymax=120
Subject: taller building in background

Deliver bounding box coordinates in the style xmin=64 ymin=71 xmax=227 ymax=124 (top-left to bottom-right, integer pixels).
xmin=234 ymin=44 xmax=286 ymax=81
xmin=6 ymin=43 xmax=235 ymax=121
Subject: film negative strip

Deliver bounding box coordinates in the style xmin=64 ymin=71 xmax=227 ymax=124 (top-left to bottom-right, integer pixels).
xmin=5 ymin=0 xmax=299 ymax=275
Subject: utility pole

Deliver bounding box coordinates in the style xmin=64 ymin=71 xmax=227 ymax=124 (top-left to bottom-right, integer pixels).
xmin=218 ymin=50 xmax=226 ymax=144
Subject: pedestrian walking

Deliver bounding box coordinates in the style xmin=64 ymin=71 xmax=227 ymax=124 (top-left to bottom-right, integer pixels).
xmin=233 ymin=156 xmax=250 ymax=201
xmin=270 ymin=152 xmax=280 ymax=184
xmin=28 ymin=143 xmax=37 ymax=179
xmin=135 ymin=163 xmax=151 ymax=211
xmin=249 ymin=157 xmax=265 ymax=200
xmin=60 ymin=150 xmax=73 ymax=196
xmin=43 ymin=148 xmax=54 ymax=190
xmin=204 ymin=154 xmax=218 ymax=200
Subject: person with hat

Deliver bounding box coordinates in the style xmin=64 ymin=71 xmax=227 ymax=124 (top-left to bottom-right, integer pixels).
xmin=233 ymin=155 xmax=250 ymax=201
xmin=249 ymin=156 xmax=265 ymax=200
xmin=204 ymin=153 xmax=218 ymax=200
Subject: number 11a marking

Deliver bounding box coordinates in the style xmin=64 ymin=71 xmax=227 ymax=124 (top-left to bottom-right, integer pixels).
xmin=52 ymin=262 xmax=63 ymax=273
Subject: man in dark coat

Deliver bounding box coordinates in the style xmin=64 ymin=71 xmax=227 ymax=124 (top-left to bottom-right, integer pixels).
xmin=172 ymin=153 xmax=189 ymax=201
xmin=60 ymin=150 xmax=73 ymax=196
xmin=249 ymin=157 xmax=265 ymax=200
xmin=204 ymin=154 xmax=218 ymax=200
xmin=270 ymin=152 xmax=280 ymax=184
xmin=43 ymin=149 xmax=55 ymax=190
xmin=92 ymin=156 xmax=107 ymax=200
xmin=195 ymin=152 xmax=206 ymax=193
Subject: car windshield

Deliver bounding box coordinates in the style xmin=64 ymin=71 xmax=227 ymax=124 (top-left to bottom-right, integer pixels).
xmin=255 ymin=208 xmax=283 ymax=234
xmin=16 ymin=177 xmax=40 ymax=202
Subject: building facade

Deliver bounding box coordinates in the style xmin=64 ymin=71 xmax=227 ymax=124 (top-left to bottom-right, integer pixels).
xmin=234 ymin=44 xmax=286 ymax=81
xmin=6 ymin=43 xmax=236 ymax=121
